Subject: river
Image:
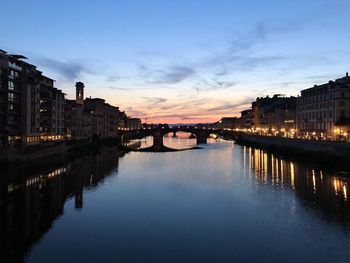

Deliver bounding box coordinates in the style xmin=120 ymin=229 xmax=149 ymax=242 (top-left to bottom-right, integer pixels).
xmin=1 ymin=134 xmax=350 ymax=262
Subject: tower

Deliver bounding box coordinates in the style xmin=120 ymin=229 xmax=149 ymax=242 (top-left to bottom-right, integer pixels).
xmin=76 ymin=81 xmax=84 ymax=105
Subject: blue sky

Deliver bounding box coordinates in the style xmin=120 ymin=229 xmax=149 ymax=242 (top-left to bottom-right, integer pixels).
xmin=1 ymin=0 xmax=350 ymax=123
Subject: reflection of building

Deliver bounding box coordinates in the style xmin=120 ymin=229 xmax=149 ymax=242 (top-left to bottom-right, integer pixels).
xmin=296 ymin=73 xmax=350 ymax=141
xmin=246 ymin=146 xmax=350 ymax=214
xmin=0 ymin=146 xmax=120 ymax=262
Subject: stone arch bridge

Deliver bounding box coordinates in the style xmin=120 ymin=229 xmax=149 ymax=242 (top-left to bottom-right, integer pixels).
xmin=120 ymin=127 xmax=223 ymax=151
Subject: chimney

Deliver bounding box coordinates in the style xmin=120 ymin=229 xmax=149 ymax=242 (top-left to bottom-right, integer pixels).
xmin=346 ymin=72 xmax=349 ymax=78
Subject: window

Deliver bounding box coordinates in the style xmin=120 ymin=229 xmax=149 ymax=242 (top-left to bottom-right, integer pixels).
xmin=339 ymin=101 xmax=345 ymax=107
xmin=8 ymin=93 xmax=15 ymax=102
xmin=9 ymin=70 xmax=15 ymax=78
xmin=8 ymin=81 xmax=14 ymax=90
xmin=341 ymin=92 xmax=345 ymax=98
xmin=8 ymin=104 xmax=14 ymax=111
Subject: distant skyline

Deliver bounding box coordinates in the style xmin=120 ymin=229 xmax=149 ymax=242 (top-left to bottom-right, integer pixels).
xmin=1 ymin=0 xmax=350 ymax=123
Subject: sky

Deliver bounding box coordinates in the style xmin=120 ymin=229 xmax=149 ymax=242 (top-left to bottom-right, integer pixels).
xmin=1 ymin=0 xmax=350 ymax=123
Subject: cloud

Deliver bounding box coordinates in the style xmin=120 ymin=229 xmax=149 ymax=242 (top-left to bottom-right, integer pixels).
xmin=123 ymin=107 xmax=146 ymax=118
xmin=146 ymin=66 xmax=195 ymax=84
xmin=37 ymin=57 xmax=92 ymax=81
xmin=208 ymin=97 xmax=254 ymax=112
xmin=142 ymin=97 xmax=167 ymax=104
xmin=106 ymin=75 xmax=120 ymax=83
xmin=147 ymin=113 xmax=214 ymax=121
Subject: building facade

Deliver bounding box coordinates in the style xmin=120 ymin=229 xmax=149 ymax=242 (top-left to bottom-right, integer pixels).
xmin=83 ymin=98 xmax=119 ymax=139
xmin=126 ymin=118 xmax=142 ymax=129
xmin=296 ymin=73 xmax=350 ymax=140
xmin=215 ymin=117 xmax=240 ymax=129
xmin=240 ymin=109 xmax=252 ymax=129
xmin=65 ymin=82 xmax=84 ymax=141
xmin=0 ymin=50 xmax=42 ymax=145
xmin=39 ymin=76 xmax=65 ymax=141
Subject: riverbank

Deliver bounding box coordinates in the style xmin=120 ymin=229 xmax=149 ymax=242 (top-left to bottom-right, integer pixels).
xmin=232 ymin=133 xmax=350 ymax=170
xmin=0 ymin=136 xmax=122 ymax=168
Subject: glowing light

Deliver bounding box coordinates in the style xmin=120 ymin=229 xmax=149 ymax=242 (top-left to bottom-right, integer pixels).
xmin=344 ymin=185 xmax=348 ymax=201
xmin=290 ymin=162 xmax=295 ymax=189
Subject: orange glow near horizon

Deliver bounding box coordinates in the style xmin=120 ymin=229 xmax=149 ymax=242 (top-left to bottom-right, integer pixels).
xmin=143 ymin=116 xmax=229 ymax=124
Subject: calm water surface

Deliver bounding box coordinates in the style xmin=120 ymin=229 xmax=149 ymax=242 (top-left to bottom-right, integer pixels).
xmin=1 ymin=136 xmax=350 ymax=263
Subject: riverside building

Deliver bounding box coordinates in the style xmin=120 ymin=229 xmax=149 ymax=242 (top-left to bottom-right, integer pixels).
xmin=296 ymin=73 xmax=350 ymax=141
xmin=83 ymin=98 xmax=119 ymax=138
xmin=251 ymin=95 xmax=297 ymax=136
xmin=0 ymin=50 xmax=41 ymax=145
xmin=65 ymin=82 xmax=85 ymax=140
xmin=39 ymin=76 xmax=65 ymax=142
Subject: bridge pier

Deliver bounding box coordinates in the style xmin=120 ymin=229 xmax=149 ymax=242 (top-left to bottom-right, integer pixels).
xmin=196 ymin=131 xmax=207 ymax=144
xmin=153 ymin=130 xmax=164 ymax=151
xmin=172 ymin=131 xmax=177 ymax=137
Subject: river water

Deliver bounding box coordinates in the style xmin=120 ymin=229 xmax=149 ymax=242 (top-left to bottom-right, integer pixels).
xmin=1 ymin=134 xmax=350 ymax=262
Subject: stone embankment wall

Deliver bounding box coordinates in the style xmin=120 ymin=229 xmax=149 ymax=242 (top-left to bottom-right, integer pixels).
xmin=4 ymin=143 xmax=67 ymax=162
xmin=237 ymin=134 xmax=350 ymax=157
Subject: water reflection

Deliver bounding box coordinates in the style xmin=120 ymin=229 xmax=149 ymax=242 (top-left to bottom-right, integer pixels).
xmin=245 ymin=146 xmax=350 ymax=219
xmin=127 ymin=132 xmax=219 ymax=150
xmin=1 ymin=141 xmax=350 ymax=262
xmin=163 ymin=132 xmax=197 ymax=150
xmin=0 ymin=146 xmax=120 ymax=263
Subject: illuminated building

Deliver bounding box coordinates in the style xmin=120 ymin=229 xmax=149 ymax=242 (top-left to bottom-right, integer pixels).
xmin=83 ymin=98 xmax=119 ymax=138
xmin=251 ymin=95 xmax=297 ymax=135
xmin=296 ymin=73 xmax=350 ymax=141
xmin=0 ymin=49 xmax=43 ymax=145
xmin=240 ymin=109 xmax=252 ymax=129
xmin=39 ymin=76 xmax=65 ymax=141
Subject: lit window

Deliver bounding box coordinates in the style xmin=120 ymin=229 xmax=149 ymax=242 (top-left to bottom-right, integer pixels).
xmin=8 ymin=81 xmax=14 ymax=90
xmin=8 ymin=93 xmax=15 ymax=102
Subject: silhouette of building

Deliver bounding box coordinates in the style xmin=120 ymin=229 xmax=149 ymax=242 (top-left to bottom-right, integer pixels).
xmin=118 ymin=111 xmax=127 ymax=128
xmin=0 ymin=49 xmax=65 ymax=145
xmin=39 ymin=76 xmax=65 ymax=141
xmin=216 ymin=117 xmax=240 ymax=129
xmin=83 ymin=98 xmax=119 ymax=138
xmin=296 ymin=73 xmax=350 ymax=140
xmin=251 ymin=95 xmax=296 ymax=133
xmin=66 ymin=82 xmax=121 ymax=140
xmin=65 ymin=82 xmax=85 ymax=140
xmin=126 ymin=117 xmax=142 ymax=129
xmin=240 ymin=109 xmax=252 ymax=129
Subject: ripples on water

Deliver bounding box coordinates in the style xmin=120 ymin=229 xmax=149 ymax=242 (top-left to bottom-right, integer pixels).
xmin=0 ymin=137 xmax=349 ymax=262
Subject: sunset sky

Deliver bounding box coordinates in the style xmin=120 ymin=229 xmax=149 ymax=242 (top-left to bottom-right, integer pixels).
xmin=1 ymin=0 xmax=350 ymax=123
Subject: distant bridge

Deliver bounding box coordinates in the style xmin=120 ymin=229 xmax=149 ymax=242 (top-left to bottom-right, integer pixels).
xmin=119 ymin=126 xmax=226 ymax=151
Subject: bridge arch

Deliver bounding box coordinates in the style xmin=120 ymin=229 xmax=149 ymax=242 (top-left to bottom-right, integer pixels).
xmin=120 ymin=127 xmax=223 ymax=151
